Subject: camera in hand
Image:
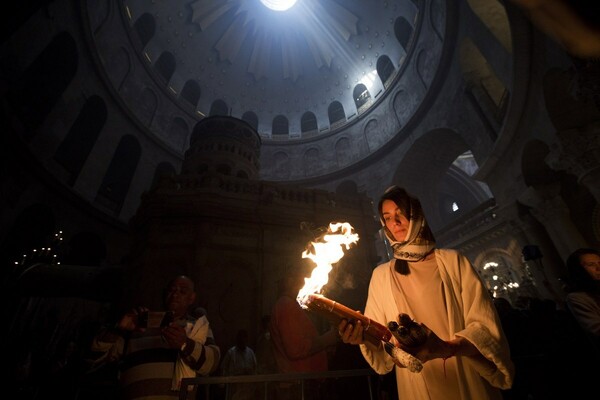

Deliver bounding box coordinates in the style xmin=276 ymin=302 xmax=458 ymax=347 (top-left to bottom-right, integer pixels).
xmin=139 ymin=311 xmax=175 ymax=328
xmin=160 ymin=311 xmax=174 ymax=328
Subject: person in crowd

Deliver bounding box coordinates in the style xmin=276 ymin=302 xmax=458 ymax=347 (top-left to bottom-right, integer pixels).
xmin=254 ymin=315 xmax=277 ymax=399
xmin=255 ymin=315 xmax=277 ymax=375
xmin=91 ymin=275 xmax=220 ymax=399
xmin=339 ymin=186 xmax=514 ymax=400
xmin=221 ymin=329 xmax=258 ymax=400
xmin=269 ymin=266 xmax=338 ymax=400
xmin=564 ymin=247 xmax=600 ymax=355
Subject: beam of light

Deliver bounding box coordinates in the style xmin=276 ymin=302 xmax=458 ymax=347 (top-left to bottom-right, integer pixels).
xmin=260 ymin=0 xmax=298 ymax=11
xmin=296 ymin=222 xmax=359 ymax=307
xmin=360 ymin=70 xmax=378 ymax=91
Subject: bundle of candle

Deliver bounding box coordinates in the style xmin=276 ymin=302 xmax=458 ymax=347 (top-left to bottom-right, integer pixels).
xmin=304 ymin=293 xmax=391 ymax=346
xmin=304 ymin=293 xmax=423 ymax=373
xmin=388 ymin=313 xmax=428 ymax=348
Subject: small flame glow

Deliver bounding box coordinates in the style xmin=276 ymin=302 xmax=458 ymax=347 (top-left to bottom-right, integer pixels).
xmin=296 ymin=222 xmax=359 ymax=308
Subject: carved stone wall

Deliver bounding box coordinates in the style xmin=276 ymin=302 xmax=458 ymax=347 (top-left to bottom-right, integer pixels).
xmin=126 ymin=117 xmax=380 ymax=348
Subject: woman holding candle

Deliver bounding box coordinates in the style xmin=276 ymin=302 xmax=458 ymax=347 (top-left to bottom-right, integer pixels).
xmin=339 ymin=186 xmax=514 ymax=400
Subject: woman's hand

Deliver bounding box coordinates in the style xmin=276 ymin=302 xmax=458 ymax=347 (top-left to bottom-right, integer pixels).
xmin=401 ymin=323 xmax=449 ymax=362
xmin=338 ymin=319 xmax=365 ymax=345
xmin=399 ymin=323 xmax=477 ymax=363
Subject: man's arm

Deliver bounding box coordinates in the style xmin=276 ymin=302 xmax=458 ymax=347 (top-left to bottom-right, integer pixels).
xmin=174 ymin=319 xmax=221 ymax=376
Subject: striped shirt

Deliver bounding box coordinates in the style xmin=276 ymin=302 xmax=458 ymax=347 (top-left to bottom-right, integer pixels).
xmin=96 ymin=314 xmax=220 ymax=399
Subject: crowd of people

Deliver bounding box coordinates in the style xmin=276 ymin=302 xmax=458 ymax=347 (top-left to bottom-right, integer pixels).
xmin=6 ymin=186 xmax=600 ymax=400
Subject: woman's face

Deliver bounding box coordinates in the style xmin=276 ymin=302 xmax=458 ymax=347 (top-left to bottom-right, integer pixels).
xmin=580 ymin=253 xmax=600 ymax=281
xmin=382 ymin=199 xmax=410 ymax=241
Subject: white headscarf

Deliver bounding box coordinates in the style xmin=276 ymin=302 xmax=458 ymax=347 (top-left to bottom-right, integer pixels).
xmin=378 ymin=186 xmax=436 ymax=262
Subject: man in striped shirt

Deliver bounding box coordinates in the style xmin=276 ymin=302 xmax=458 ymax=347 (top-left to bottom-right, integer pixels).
xmin=92 ymin=275 xmax=220 ymax=399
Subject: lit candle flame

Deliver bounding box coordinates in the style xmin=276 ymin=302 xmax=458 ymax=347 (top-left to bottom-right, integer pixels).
xmin=296 ymin=222 xmax=359 ymax=308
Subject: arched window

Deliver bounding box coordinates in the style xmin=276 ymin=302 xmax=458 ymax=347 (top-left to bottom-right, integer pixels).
xmin=180 ymin=80 xmax=201 ymax=107
xmin=96 ymin=135 xmax=141 ymax=214
xmin=134 ymin=13 xmax=155 ymax=48
xmin=54 ymin=95 xmax=107 ymax=185
xmin=394 ymin=16 xmax=413 ymax=49
xmin=377 ymin=55 xmax=396 ymax=88
xmin=301 ymin=112 xmax=318 ymax=134
xmin=353 ymin=83 xmax=371 ymax=110
xmin=328 ymin=101 xmax=346 ymax=127
xmin=242 ymin=111 xmax=258 ymax=131
xmin=272 ymin=115 xmax=289 ymax=137
xmin=154 ymin=51 xmax=176 ymax=84
xmin=209 ymin=99 xmax=229 ymax=116
xmin=478 ymin=255 xmax=520 ymax=300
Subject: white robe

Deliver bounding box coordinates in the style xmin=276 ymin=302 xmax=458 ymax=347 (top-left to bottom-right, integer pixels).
xmin=360 ymin=248 xmax=514 ymax=400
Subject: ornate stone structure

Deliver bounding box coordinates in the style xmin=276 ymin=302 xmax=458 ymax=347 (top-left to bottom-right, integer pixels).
xmin=127 ymin=116 xmax=380 ymax=347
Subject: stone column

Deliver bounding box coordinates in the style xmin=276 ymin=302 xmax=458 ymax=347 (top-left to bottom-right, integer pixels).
xmin=502 ymin=203 xmax=563 ymax=302
xmin=546 ymin=123 xmax=600 ymax=202
xmin=518 ymin=185 xmax=588 ymax=261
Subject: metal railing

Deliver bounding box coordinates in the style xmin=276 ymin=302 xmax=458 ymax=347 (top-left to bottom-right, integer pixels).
xmin=179 ymin=368 xmax=378 ymax=400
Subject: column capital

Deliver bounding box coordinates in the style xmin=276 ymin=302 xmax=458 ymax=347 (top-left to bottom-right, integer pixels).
xmin=546 ymin=122 xmax=600 ymax=180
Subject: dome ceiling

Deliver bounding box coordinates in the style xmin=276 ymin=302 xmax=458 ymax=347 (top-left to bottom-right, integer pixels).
xmin=121 ymin=0 xmax=420 ymax=138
